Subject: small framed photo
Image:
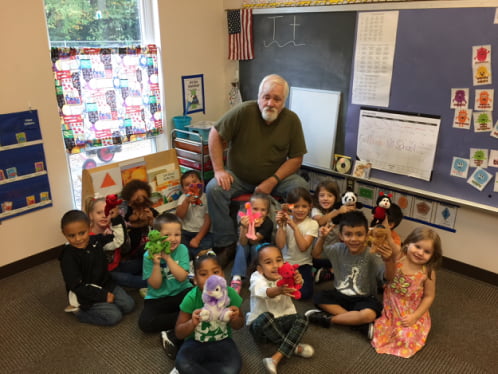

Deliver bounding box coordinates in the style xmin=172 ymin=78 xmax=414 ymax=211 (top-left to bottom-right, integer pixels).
xmin=182 ymin=74 xmax=205 ymax=115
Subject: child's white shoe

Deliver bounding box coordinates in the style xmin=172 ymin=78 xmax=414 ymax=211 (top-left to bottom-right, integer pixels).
xmin=262 ymin=358 xmax=277 ymax=374
xmin=294 ymin=343 xmax=314 ymax=358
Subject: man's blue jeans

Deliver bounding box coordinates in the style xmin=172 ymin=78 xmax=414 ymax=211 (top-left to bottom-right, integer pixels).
xmin=206 ymin=172 xmax=308 ymax=247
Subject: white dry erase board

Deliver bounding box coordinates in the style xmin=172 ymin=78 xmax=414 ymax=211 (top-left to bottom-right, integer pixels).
xmin=357 ymin=109 xmax=441 ymax=181
xmin=289 ymin=87 xmax=340 ymax=170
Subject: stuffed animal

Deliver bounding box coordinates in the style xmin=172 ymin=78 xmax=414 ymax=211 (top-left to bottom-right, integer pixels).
xmin=276 ymin=262 xmax=302 ymax=299
xmin=371 ymin=192 xmax=393 ymax=227
xmin=185 ymin=183 xmax=203 ymax=206
xmin=238 ymin=202 xmax=261 ymax=240
xmin=331 ymin=190 xmax=364 ymax=224
xmin=104 ymin=194 xmax=123 ymax=217
xmin=367 ymin=224 xmax=390 ymax=253
xmin=278 ymin=203 xmax=294 ymax=226
xmin=128 ymin=196 xmax=153 ymax=228
xmin=145 ymin=229 xmax=171 ymax=259
xmin=199 ymin=275 xmax=233 ymax=322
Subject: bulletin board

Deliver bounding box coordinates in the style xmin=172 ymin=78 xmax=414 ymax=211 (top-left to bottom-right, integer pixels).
xmin=81 ymin=149 xmax=182 ymax=212
xmin=0 ymin=110 xmax=52 ymax=221
xmin=240 ymin=5 xmax=498 ymax=210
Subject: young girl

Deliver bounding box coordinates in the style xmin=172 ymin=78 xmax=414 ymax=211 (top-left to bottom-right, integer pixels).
xmin=275 ymin=187 xmax=318 ymax=300
xmin=311 ymin=179 xmax=355 ymax=284
xmin=230 ymin=193 xmax=274 ymax=294
xmin=371 ymin=227 xmax=443 ymax=358
xmin=85 ymin=196 xmax=146 ymax=290
xmin=138 ymin=213 xmax=193 ymax=339
xmin=247 ymin=244 xmax=314 ymax=374
xmin=174 ymin=252 xmax=244 ymax=374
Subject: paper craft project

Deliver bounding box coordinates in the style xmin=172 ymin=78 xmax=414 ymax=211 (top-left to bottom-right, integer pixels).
xmin=91 ymin=168 xmax=122 ymax=196
xmin=467 ymin=167 xmax=492 ymax=191
xmin=433 ymin=203 xmax=457 ymax=230
xmin=1 ymin=201 xmax=13 ymax=212
xmin=470 ymin=148 xmax=488 ymax=168
xmin=452 ymin=108 xmax=472 ymax=129
xmin=491 ymin=122 xmax=498 ymax=139
xmin=488 ymin=150 xmax=498 ymax=168
xmin=412 ymin=197 xmax=434 ymax=222
xmin=473 ymin=45 xmax=492 ymax=86
xmin=40 ymin=192 xmax=50 ymax=201
xmin=473 ymin=111 xmax=493 ymax=132
xmin=450 ymin=157 xmax=470 ymax=178
xmin=352 ymin=160 xmax=372 ymax=178
xmin=475 ymin=89 xmax=493 ymax=110
xmin=393 ymin=191 xmax=413 ymax=216
xmin=450 ymin=88 xmax=469 ymax=109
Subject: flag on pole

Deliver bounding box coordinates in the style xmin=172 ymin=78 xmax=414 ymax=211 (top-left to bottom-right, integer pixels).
xmin=227 ymin=9 xmax=254 ymax=60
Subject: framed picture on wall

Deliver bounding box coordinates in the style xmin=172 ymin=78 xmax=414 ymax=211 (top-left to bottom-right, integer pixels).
xmin=182 ymin=74 xmax=205 ymax=115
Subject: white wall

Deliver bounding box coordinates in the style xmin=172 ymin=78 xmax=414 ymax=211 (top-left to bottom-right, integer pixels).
xmin=1 ymin=0 xmax=496 ymax=275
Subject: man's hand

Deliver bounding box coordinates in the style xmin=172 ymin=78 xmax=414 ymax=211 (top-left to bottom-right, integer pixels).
xmin=255 ymin=177 xmax=277 ymax=195
xmin=214 ymin=170 xmax=234 ymax=191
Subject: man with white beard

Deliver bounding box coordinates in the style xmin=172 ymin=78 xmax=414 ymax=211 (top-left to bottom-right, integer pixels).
xmin=206 ymin=74 xmax=308 ymax=266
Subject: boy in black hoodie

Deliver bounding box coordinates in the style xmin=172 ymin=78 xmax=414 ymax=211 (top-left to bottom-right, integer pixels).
xmin=59 ymin=209 xmax=134 ymax=326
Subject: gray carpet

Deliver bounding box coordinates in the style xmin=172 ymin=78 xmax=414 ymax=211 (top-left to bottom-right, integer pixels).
xmin=0 ymin=259 xmax=496 ymax=373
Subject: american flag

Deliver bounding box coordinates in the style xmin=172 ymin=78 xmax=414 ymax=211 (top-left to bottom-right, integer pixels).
xmin=227 ymin=9 xmax=254 ymax=60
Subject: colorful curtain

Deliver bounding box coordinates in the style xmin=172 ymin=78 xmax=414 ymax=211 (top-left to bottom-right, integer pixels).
xmin=51 ymin=45 xmax=163 ymax=153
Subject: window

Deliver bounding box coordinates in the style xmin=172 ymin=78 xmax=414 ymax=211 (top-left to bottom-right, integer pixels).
xmin=44 ymin=0 xmax=161 ymax=208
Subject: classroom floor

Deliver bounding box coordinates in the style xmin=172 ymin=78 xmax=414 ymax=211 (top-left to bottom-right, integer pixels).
xmin=0 ymin=259 xmax=496 ymax=373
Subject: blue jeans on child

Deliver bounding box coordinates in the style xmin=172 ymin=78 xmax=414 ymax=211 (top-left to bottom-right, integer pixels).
xmin=74 ymin=285 xmax=135 ymax=326
xmin=231 ymin=243 xmax=258 ymax=278
xmin=206 ymin=172 xmax=308 ymax=248
xmin=175 ymin=338 xmax=242 ymax=374
xmin=181 ymin=230 xmax=214 ymax=258
xmin=110 ymin=257 xmax=147 ymax=289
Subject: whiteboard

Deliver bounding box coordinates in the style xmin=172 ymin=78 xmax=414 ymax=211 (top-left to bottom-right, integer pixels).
xmin=289 ymin=87 xmax=340 ymax=170
xmin=357 ymin=109 xmax=441 ymax=181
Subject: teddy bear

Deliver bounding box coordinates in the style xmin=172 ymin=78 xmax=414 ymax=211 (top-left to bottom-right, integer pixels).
xmin=331 ymin=190 xmax=363 ymax=224
xmin=145 ymin=229 xmax=171 ymax=259
xmin=104 ymin=193 xmax=123 ymax=217
xmin=371 ymin=192 xmax=392 ymax=227
xmin=367 ymin=224 xmax=390 ymax=254
xmin=199 ymin=275 xmax=233 ymax=322
xmin=276 ymin=262 xmax=302 ymax=299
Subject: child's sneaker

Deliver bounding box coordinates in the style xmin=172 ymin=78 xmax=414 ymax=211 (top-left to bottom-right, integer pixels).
xmin=355 ymin=322 xmax=374 ymax=340
xmin=230 ymin=277 xmax=242 ymax=294
xmin=294 ymin=343 xmax=314 ymax=358
xmin=314 ymin=268 xmax=334 ymax=284
xmin=188 ymin=260 xmax=195 ymax=280
xmin=262 ymin=357 xmax=277 ymax=374
xmin=305 ymin=309 xmax=332 ymax=328
xmin=161 ymin=329 xmax=180 ymax=360
xmin=64 ymin=305 xmax=79 ymax=313
xmin=169 ymin=368 xmax=179 ymax=374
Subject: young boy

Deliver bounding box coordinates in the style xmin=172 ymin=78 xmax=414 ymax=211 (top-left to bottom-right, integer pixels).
xmin=138 ymin=213 xmax=193 ymax=360
xmin=306 ymin=210 xmax=392 ymax=339
xmin=175 ymin=170 xmax=213 ymax=259
xmin=59 ymin=210 xmax=135 ymax=326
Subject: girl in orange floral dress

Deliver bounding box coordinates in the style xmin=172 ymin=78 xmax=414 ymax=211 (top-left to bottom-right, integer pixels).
xmin=371 ymin=227 xmax=443 ymax=358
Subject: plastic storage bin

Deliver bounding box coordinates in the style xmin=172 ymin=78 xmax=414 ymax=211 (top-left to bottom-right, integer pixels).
xmin=186 ymin=121 xmax=215 ymax=143
xmin=172 ymin=116 xmax=192 ymax=138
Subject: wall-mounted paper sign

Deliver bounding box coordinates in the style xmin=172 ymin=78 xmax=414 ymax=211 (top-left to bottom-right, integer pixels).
xmin=450 ymin=157 xmax=470 ymax=178
xmin=467 ymin=167 xmax=492 ymax=191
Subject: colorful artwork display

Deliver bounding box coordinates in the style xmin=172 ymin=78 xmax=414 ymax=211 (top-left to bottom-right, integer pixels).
xmin=51 ymin=45 xmax=163 ymax=153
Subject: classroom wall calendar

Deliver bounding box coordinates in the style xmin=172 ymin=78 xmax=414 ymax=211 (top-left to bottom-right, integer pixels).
xmin=0 ymin=110 xmax=52 ymax=221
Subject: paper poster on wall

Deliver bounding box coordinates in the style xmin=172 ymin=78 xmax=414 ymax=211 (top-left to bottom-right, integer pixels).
xmin=120 ymin=159 xmax=147 ymax=186
xmin=473 ymin=111 xmax=493 ymax=132
xmin=467 ymin=167 xmax=492 ymax=191
xmin=452 ymin=108 xmax=472 ymax=129
xmin=147 ymin=165 xmax=182 ymax=212
xmin=90 ymin=168 xmax=122 ymax=197
xmin=412 ymin=197 xmax=434 ymax=222
xmin=474 ymin=89 xmax=493 ymax=110
xmin=356 ymin=183 xmax=376 ymax=207
xmin=488 ymin=150 xmax=498 ymax=167
xmin=450 ymin=88 xmax=469 ymax=109
xmin=433 ymin=203 xmax=457 ymax=230
xmin=491 ymin=122 xmax=498 ymax=139
xmin=450 ymin=157 xmax=470 ymax=178
xmin=352 ymin=11 xmax=398 ymax=107
xmin=357 ymin=109 xmax=441 ymax=181
xmin=469 ymin=148 xmax=488 ymax=168
xmin=472 ymin=45 xmax=492 ymax=86
xmin=393 ymin=191 xmax=413 ymax=217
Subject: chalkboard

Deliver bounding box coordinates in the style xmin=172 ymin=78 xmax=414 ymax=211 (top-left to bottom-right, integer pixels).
xmin=240 ymin=7 xmax=498 ymax=209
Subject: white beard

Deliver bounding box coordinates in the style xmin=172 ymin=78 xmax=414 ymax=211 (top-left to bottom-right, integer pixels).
xmin=262 ymin=107 xmax=278 ymax=123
